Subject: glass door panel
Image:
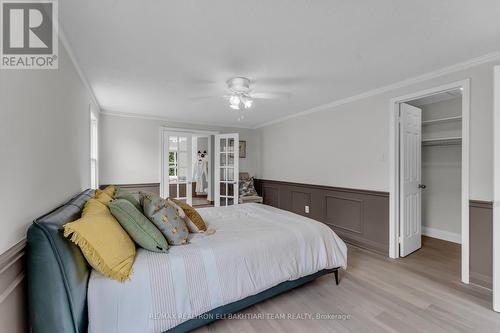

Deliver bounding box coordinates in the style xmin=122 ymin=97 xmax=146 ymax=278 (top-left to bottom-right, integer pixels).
xmin=228 ymin=138 xmax=235 ymax=152
xmin=162 ymin=132 xmax=192 ymax=205
xmin=214 ymin=133 xmax=239 ymax=207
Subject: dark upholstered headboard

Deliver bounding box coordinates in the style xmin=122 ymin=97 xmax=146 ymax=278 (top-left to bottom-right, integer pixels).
xmin=27 ymin=189 xmax=94 ymax=333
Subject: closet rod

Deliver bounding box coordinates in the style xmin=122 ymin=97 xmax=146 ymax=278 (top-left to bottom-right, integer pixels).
xmin=422 ymin=116 xmax=462 ymax=125
xmin=422 ymin=137 xmax=462 ymax=147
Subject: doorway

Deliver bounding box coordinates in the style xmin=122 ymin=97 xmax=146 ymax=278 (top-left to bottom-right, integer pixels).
xmin=192 ymin=135 xmax=211 ymax=207
xmin=160 ymin=128 xmax=216 ymax=207
xmin=389 ymin=79 xmax=470 ymax=284
xmin=160 ymin=128 xmax=240 ymax=208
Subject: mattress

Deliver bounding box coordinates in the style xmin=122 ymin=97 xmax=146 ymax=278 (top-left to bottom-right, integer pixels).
xmin=88 ymin=203 xmax=347 ymax=333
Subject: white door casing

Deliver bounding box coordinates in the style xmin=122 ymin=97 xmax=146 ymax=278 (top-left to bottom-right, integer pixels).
xmin=214 ymin=133 xmax=239 ymax=207
xmin=399 ymin=103 xmax=422 ymax=257
xmin=389 ymin=79 xmax=470 ymax=283
xmin=493 ymin=66 xmax=500 ymax=311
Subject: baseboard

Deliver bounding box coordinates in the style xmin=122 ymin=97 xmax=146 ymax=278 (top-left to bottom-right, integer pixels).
xmin=422 ymin=226 xmax=461 ymax=244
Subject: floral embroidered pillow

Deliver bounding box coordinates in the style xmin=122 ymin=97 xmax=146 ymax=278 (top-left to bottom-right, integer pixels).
xmin=140 ymin=192 xmax=189 ymax=245
xmin=239 ymin=177 xmax=258 ymax=197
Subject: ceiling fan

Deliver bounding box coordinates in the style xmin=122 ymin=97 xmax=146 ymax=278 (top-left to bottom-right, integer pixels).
xmin=190 ymin=77 xmax=289 ymax=120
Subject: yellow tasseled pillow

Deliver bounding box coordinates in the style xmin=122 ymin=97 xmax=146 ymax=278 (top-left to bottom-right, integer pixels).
xmin=63 ymin=198 xmax=136 ymax=282
xmin=102 ymin=185 xmax=116 ymax=197
xmin=95 ymin=189 xmax=113 ymax=206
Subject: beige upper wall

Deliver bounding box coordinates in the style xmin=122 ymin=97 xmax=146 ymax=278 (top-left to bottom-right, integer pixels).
xmin=0 ymin=44 xmax=97 ymax=254
xmin=258 ymin=59 xmax=498 ymax=201
xmin=98 ymin=114 xmax=260 ymax=185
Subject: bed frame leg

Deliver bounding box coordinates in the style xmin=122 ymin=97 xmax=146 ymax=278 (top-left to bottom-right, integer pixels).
xmin=333 ymin=269 xmax=339 ymax=285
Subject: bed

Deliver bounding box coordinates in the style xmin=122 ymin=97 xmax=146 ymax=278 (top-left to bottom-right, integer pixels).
xmin=27 ymin=189 xmax=347 ymax=333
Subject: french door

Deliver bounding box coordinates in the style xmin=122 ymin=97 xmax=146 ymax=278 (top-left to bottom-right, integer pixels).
xmin=161 ymin=131 xmax=193 ymax=205
xmin=214 ymin=133 xmax=239 ymax=207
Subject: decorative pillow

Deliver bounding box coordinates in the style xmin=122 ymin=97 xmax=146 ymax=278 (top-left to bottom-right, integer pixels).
xmin=114 ymin=187 xmax=142 ymax=212
xmin=140 ymin=192 xmax=163 ymax=217
xmin=239 ymin=177 xmax=258 ymax=197
xmin=140 ymin=192 xmax=185 ymax=218
xmin=109 ymin=199 xmax=169 ymax=253
xmin=63 ymin=198 xmax=136 ymax=282
xmin=95 ymin=189 xmax=113 ymax=206
xmin=141 ymin=192 xmax=189 ymax=245
xmin=102 ymin=185 xmax=116 ymax=196
xmin=171 ymin=199 xmax=207 ymax=233
xmin=167 ymin=198 xmax=187 ymax=219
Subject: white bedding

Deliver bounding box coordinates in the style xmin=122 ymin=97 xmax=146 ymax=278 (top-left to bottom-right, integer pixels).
xmin=88 ymin=203 xmax=347 ymax=333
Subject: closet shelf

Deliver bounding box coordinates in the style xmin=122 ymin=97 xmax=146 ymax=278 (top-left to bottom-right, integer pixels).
xmin=422 ymin=136 xmax=462 ymax=146
xmin=422 ymin=116 xmax=462 ymax=125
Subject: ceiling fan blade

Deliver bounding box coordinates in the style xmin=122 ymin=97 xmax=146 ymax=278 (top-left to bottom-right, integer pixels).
xmin=188 ymin=95 xmax=229 ymax=101
xmin=249 ymin=92 xmax=290 ymax=99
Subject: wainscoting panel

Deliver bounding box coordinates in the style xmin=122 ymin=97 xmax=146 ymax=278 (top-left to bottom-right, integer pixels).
xmin=255 ymin=179 xmax=390 ymax=255
xmin=105 ymin=183 xmax=160 ymax=195
xmin=262 ymin=185 xmax=279 ymax=207
xmin=469 ymin=200 xmax=493 ymax=289
xmin=325 ymin=195 xmax=364 ymax=234
xmin=102 ymin=183 xmax=208 ymax=198
xmin=290 ymin=191 xmax=311 ymax=217
xmin=0 ymin=240 xmax=27 ymax=333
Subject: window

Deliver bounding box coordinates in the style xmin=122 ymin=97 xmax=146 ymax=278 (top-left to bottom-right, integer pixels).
xmin=90 ymin=108 xmax=98 ymax=189
xmin=169 ymin=151 xmax=178 ymax=177
xmin=167 ymin=135 xmax=188 ymax=182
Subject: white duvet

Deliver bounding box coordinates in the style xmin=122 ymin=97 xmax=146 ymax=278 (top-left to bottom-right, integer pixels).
xmin=88 ymin=203 xmax=347 ymax=333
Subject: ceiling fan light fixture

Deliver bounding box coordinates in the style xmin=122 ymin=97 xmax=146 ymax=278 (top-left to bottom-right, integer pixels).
xmin=228 ymin=92 xmax=253 ymax=110
xmin=227 ymin=77 xmax=254 ymax=111
xmin=243 ymin=98 xmax=253 ymax=109
xmin=229 ymin=95 xmax=240 ymax=106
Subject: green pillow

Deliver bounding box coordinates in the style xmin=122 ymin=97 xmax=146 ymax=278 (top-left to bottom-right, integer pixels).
xmin=109 ymin=199 xmax=169 ymax=253
xmin=140 ymin=192 xmax=189 ymax=246
xmin=114 ymin=187 xmax=142 ymax=212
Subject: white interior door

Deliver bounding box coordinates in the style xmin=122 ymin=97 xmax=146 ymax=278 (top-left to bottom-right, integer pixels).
xmin=214 ymin=133 xmax=239 ymax=207
xmin=399 ymin=103 xmax=422 ymax=257
xmin=162 ymin=131 xmax=193 ymax=205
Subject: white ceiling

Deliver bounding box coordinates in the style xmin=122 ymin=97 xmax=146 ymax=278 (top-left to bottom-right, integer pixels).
xmin=60 ymin=0 xmax=500 ymax=128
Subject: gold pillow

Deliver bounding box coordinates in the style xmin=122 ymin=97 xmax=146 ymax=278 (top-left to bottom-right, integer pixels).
xmin=102 ymin=185 xmax=116 ymax=197
xmin=95 ymin=189 xmax=113 ymax=206
xmin=171 ymin=199 xmax=207 ymax=232
xmin=63 ymin=198 xmax=136 ymax=282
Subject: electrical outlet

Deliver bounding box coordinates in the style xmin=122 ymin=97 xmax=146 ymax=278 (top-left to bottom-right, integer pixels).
xmin=305 ymin=205 xmax=310 ymax=214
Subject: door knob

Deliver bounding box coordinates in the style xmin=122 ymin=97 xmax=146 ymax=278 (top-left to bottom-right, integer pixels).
xmin=418 ymin=184 xmax=427 ymax=189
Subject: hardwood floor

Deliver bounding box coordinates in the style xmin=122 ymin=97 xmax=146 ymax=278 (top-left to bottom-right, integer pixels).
xmin=192 ymin=196 xmax=213 ymax=208
xmin=193 ymin=237 xmax=499 ymax=333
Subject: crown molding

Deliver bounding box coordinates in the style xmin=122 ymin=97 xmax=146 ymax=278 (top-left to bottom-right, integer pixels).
xmin=254 ymin=50 xmax=500 ymax=129
xmin=57 ymin=26 xmax=101 ymax=111
xmin=100 ymin=110 xmax=254 ymax=129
